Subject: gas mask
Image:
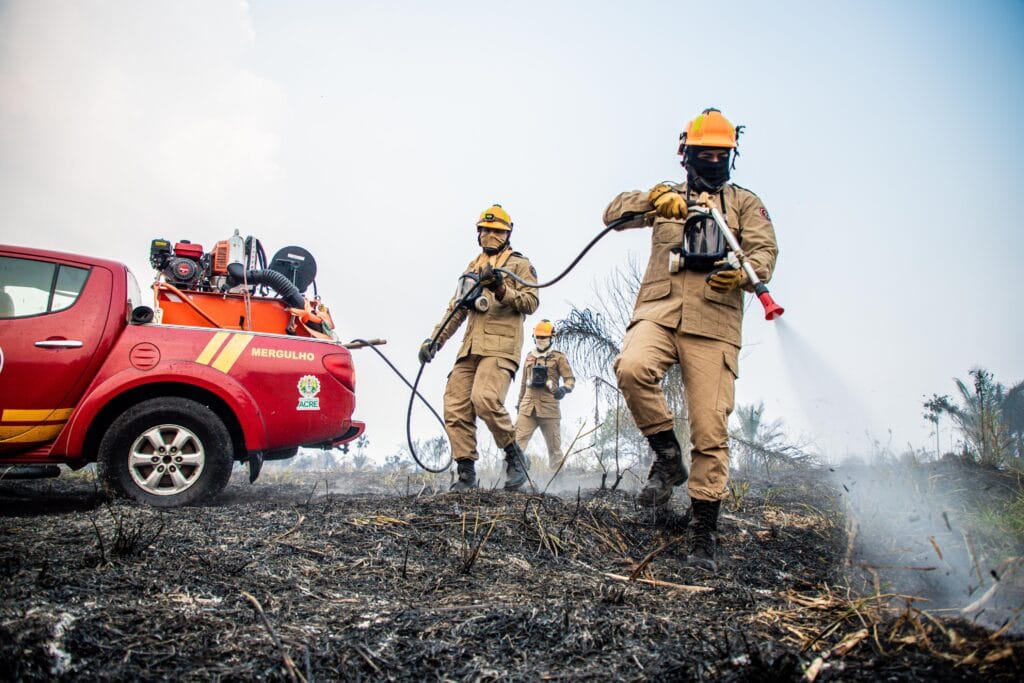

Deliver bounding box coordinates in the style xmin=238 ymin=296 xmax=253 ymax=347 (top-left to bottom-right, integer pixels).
xmin=478 ymin=230 xmax=509 ymax=255
xmin=683 ymin=147 xmax=731 ymax=192
xmin=534 ymin=336 xmax=551 ymax=352
xmin=453 ymin=273 xmax=489 ymax=312
xmin=529 ymin=363 xmax=549 ymax=387
xmin=668 ymin=213 xmax=728 ymax=273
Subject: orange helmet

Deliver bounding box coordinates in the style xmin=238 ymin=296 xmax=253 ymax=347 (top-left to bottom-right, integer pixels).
xmin=678 ymin=108 xmax=739 ymax=153
xmin=533 ymin=319 xmax=554 ymax=337
xmin=476 ymin=204 xmax=513 ymax=232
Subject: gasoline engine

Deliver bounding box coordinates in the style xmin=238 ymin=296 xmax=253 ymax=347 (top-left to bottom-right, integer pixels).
xmin=149 ymin=230 xmax=337 ymax=339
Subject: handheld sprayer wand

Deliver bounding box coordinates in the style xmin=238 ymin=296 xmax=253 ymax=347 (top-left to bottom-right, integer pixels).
xmin=689 ymin=193 xmax=785 ymax=321
xmin=363 ymin=206 xmax=780 ymax=477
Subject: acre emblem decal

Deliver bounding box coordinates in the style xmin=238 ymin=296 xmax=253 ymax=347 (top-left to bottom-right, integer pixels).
xmin=296 ymin=375 xmax=321 ymax=411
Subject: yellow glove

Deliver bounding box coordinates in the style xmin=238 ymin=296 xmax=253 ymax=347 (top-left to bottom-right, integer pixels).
xmin=648 ymin=183 xmax=672 ymax=203
xmin=648 ymin=183 xmax=688 ymax=220
xmin=706 ymin=260 xmax=746 ymax=293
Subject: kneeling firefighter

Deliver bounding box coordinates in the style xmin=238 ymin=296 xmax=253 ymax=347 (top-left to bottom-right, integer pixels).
xmin=418 ymin=204 xmax=540 ymax=491
xmin=514 ymin=319 xmax=576 ymax=469
xmin=604 ymin=108 xmax=779 ymax=570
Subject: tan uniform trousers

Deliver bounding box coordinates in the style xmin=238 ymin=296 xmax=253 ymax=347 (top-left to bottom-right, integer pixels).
xmin=515 ymin=413 xmax=562 ymax=467
xmin=614 ymin=320 xmax=739 ymax=502
xmin=444 ymin=354 xmax=516 ymax=461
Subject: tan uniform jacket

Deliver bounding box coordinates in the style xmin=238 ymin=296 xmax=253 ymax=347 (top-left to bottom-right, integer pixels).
xmin=431 ymin=248 xmax=539 ymax=367
xmin=517 ymin=349 xmax=576 ymax=418
xmin=603 ymin=182 xmax=778 ymax=348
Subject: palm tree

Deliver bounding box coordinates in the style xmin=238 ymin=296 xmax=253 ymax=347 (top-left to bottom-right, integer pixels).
xmin=1002 ymin=382 xmax=1024 ymax=461
xmin=557 ymin=257 xmax=688 ymax=456
xmin=352 ymin=435 xmax=370 ymax=469
xmin=732 ymin=402 xmax=771 ymax=472
xmin=729 ymin=401 xmax=817 ymax=475
xmin=556 ymin=256 xmax=641 ymax=381
xmin=924 ymin=368 xmax=1021 ymax=468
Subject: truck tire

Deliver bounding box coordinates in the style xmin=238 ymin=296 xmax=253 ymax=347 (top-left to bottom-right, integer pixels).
xmin=98 ymin=397 xmax=234 ymax=508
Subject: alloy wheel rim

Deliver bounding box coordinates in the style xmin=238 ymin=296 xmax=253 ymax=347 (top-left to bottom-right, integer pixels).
xmin=128 ymin=424 xmax=206 ymax=496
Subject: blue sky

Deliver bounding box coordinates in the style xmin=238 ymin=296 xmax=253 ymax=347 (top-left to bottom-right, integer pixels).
xmin=1 ymin=1 xmax=1021 ymax=461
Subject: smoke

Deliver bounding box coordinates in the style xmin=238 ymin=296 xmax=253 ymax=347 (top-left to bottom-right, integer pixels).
xmin=831 ymin=461 xmax=1001 ymax=611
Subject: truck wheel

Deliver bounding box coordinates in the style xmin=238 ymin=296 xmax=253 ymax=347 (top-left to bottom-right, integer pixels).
xmin=98 ymin=397 xmax=234 ymax=508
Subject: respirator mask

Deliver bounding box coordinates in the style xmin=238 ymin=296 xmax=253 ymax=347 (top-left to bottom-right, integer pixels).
xmin=668 ymin=213 xmax=728 ymax=273
xmin=453 ymin=273 xmax=489 ymax=312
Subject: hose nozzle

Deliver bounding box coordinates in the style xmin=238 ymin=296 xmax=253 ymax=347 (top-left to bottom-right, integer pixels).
xmin=757 ymin=290 xmax=785 ymax=321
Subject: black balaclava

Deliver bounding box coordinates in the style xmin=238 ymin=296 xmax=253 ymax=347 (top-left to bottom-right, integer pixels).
xmin=683 ymin=146 xmax=731 ymax=192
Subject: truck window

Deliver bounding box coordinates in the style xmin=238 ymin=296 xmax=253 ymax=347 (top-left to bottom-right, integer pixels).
xmin=126 ymin=269 xmax=143 ymax=313
xmin=0 ymin=256 xmax=91 ymax=319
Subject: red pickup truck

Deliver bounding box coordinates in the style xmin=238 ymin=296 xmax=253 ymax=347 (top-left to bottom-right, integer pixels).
xmin=0 ymin=244 xmax=364 ymax=507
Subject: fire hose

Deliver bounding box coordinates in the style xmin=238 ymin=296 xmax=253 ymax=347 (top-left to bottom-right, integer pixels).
xmin=497 ymin=200 xmax=785 ymax=320
xmin=396 ymin=212 xmax=643 ymax=474
xmin=367 ymin=202 xmax=783 ymax=475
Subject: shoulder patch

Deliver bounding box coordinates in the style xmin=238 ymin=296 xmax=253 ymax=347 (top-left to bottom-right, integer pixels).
xmin=758 ymin=206 xmax=772 ymax=222
xmin=529 ymin=265 xmax=537 ymax=280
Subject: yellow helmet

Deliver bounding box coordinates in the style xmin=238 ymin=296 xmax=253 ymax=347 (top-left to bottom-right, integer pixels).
xmin=678 ymin=108 xmax=739 ymax=152
xmin=533 ymin=319 xmax=554 ymax=337
xmin=476 ymin=204 xmax=513 ymax=232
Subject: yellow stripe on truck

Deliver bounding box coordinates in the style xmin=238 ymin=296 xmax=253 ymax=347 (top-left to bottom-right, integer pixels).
xmin=211 ymin=333 xmax=254 ymax=373
xmin=196 ymin=331 xmax=231 ymax=366
xmin=1 ymin=408 xmax=73 ymax=422
xmin=0 ymin=423 xmax=65 ymax=442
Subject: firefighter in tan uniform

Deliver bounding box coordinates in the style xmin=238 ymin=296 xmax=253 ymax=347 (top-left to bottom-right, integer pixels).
xmin=418 ymin=205 xmax=539 ymax=491
xmin=514 ymin=320 xmax=576 ymax=469
xmin=605 ymin=108 xmax=778 ymax=570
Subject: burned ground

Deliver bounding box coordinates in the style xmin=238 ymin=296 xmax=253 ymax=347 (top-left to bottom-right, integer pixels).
xmin=0 ymin=466 xmax=1020 ymax=681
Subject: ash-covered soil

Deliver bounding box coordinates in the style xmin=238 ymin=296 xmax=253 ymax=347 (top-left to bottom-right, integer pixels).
xmin=0 ymin=466 xmax=1020 ymax=681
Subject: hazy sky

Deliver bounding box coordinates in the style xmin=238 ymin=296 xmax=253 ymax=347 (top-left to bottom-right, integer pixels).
xmin=2 ymin=0 xmax=1021 ymax=461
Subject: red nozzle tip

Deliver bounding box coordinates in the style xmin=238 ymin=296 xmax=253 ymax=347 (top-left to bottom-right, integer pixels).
xmin=758 ymin=292 xmax=785 ymax=321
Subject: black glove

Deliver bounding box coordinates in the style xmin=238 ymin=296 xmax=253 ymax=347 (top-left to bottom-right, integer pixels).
xmin=553 ymin=386 xmax=571 ymax=400
xmin=418 ymin=338 xmax=437 ymax=364
xmin=478 ymin=264 xmax=504 ymax=292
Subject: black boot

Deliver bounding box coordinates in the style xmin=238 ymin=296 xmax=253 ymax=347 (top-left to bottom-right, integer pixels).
xmin=686 ymin=499 xmax=720 ymax=571
xmin=450 ymin=459 xmax=477 ymax=491
xmin=637 ymin=430 xmax=688 ymax=507
xmin=503 ymin=442 xmax=530 ymax=491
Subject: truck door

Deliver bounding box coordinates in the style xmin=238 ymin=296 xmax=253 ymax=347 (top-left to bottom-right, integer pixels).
xmin=0 ymin=254 xmax=111 ymax=454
